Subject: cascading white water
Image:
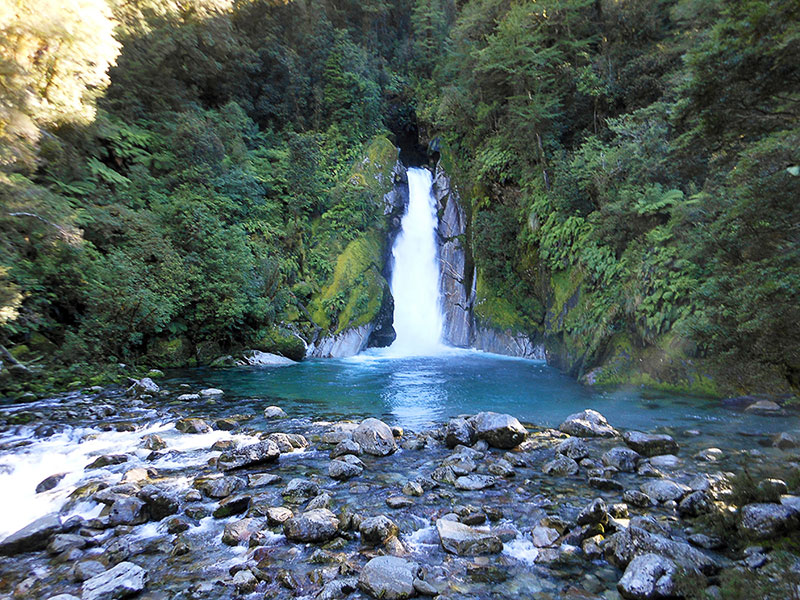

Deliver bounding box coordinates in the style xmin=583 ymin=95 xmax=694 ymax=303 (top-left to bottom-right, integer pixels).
xmin=387 ymin=167 xmax=444 ymax=355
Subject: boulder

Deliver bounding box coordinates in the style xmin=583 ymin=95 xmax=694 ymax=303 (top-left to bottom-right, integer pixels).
xmin=264 ymin=405 xmax=287 ymax=419
xmin=175 ymin=418 xmax=211 ymax=434
xmin=604 ymin=526 xmax=719 ymax=575
xmin=196 ymin=475 xmax=246 ymax=498
xmin=218 ymin=440 xmax=280 ymax=470
xmin=772 ymin=432 xmax=798 ymax=450
xmin=0 ymin=514 xmax=61 ymax=555
xmin=360 ymin=515 xmax=399 ymax=545
xmin=617 ymin=553 xmax=678 ymax=600
xmin=213 ymin=495 xmax=251 ymax=518
xmin=266 ymin=507 xmax=293 ymax=526
xmin=454 ymin=474 xmax=495 ymax=491
xmin=559 ymin=409 xmax=618 ymax=438
xmin=221 ymin=518 xmax=261 ymax=546
xmin=86 ymin=454 xmax=128 ymax=470
xmin=81 ymin=561 xmax=148 ymax=600
xmin=577 ymin=498 xmax=609 ymax=526
xmin=36 ymin=473 xmax=67 ymax=494
xmin=128 ymin=378 xmax=159 ymax=397
xmin=353 ymin=418 xmax=397 ymax=456
xmin=436 ymin=518 xmax=502 ymax=555
xmin=557 ymin=438 xmax=590 ymax=460
xmin=470 ymin=412 xmax=527 ymax=449
xmin=282 ymin=478 xmax=320 ymax=502
xmin=331 ymin=439 xmax=361 ymax=458
xmin=176 ymin=393 xmax=200 ymax=401
xmin=622 ymin=431 xmax=679 ymax=457
xmin=603 ymin=447 xmax=641 ymax=472
xmin=199 ymin=388 xmax=224 ymax=397
xmin=283 ymin=509 xmax=340 ymax=543
xmin=445 ymin=418 xmax=476 ymax=448
xmin=744 ymin=400 xmax=785 ymax=416
xmin=243 ymin=351 xmax=296 ymax=366
xmin=329 ymin=457 xmax=364 ymax=480
xmin=531 ymin=526 xmax=559 ymax=547
xmin=678 ymin=491 xmax=714 ymax=518
xmin=640 ymin=480 xmax=690 ymax=503
xmin=358 ymin=556 xmax=420 ymax=600
xmin=542 ymin=454 xmax=579 ymax=476
xmin=136 ymin=486 xmax=179 ymax=520
xmin=739 ymin=503 xmax=800 ymax=540
xmin=109 ymin=497 xmax=148 ymax=526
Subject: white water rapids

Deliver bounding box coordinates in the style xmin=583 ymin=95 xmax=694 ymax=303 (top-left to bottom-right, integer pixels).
xmin=386 ymin=167 xmax=445 ymax=356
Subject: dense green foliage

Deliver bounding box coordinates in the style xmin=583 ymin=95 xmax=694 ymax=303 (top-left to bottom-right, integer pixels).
xmin=420 ymin=0 xmax=799 ymax=393
xmin=0 ymin=0 xmax=797 ymax=397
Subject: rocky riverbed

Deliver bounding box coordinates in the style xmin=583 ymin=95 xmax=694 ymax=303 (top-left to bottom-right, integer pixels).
xmin=0 ymin=378 xmax=799 ymax=600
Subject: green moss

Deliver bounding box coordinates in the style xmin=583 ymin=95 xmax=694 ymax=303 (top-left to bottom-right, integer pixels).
xmin=474 ymin=272 xmax=530 ymax=331
xmin=147 ymin=337 xmax=191 ymax=367
xmin=254 ymin=325 xmax=306 ymax=361
xmin=309 ymin=231 xmax=387 ymax=333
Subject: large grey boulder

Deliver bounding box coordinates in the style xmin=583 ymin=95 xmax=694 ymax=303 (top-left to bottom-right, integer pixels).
xmin=557 ymin=437 xmax=590 ymax=460
xmin=218 ymin=440 xmax=280 ymax=470
xmin=360 ymin=515 xmax=399 ymax=545
xmin=640 ymin=480 xmax=690 ymax=503
xmin=470 ymin=412 xmax=527 ymax=449
xmin=559 ymin=409 xmax=618 ymax=437
xmin=445 ymin=418 xmax=476 ymax=449
xmin=109 ymin=497 xmax=148 ymax=526
xmin=329 ymin=456 xmax=364 ymax=480
xmin=136 ymin=485 xmax=179 ymax=520
xmin=622 ymin=431 xmax=679 ymax=457
xmin=283 ymin=509 xmax=340 ymax=543
xmin=81 ymin=561 xmax=148 ymax=600
xmin=175 ymin=418 xmax=211 ymax=434
xmin=542 ymin=454 xmax=579 ymax=476
xmin=436 ymin=518 xmax=502 ymax=555
xmin=358 ymin=556 xmax=420 ymax=600
xmin=617 ymin=553 xmax=678 ymax=600
xmin=739 ymin=503 xmax=800 ymax=540
xmin=603 ymin=447 xmax=641 ymax=472
xmin=0 ymin=513 xmax=61 ymax=555
xmin=196 ymin=475 xmax=246 ymax=498
xmin=604 ymin=526 xmax=719 ymax=575
xmin=127 ymin=378 xmax=159 ymax=397
xmin=353 ymin=418 xmax=397 ymax=456
xmin=221 ymin=518 xmax=261 ymax=546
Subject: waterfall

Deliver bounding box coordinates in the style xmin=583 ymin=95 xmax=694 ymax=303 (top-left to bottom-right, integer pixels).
xmin=387 ymin=167 xmax=444 ymax=355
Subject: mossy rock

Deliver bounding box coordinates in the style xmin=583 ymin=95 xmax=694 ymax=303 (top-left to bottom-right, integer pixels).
xmin=255 ymin=326 xmax=306 ymax=362
xmin=9 ymin=344 xmax=30 ymax=360
xmin=147 ymin=337 xmax=191 ymax=368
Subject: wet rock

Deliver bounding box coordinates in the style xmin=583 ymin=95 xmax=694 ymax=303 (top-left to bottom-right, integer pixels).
xmin=248 ymin=473 xmax=282 ymax=487
xmin=215 ymin=418 xmax=238 ymax=431
xmin=329 ymin=457 xmax=364 ymax=480
xmin=128 ymin=378 xmax=159 ymax=397
xmin=265 ymin=433 xmax=295 ymax=452
xmin=430 ymin=466 xmax=457 ymax=485
xmin=72 ymin=561 xmax=107 ymax=583
xmin=445 ymin=418 xmax=476 ymax=449
xmin=590 ymin=477 xmax=624 ymax=491
xmin=678 ymin=491 xmax=714 ymax=518
xmin=360 ymin=515 xmax=399 ymax=545
xmin=266 ymin=507 xmax=293 ymax=526
xmin=649 ymin=455 xmax=681 ymax=470
xmin=622 ymin=431 xmax=679 ymax=457
xmin=284 ymin=509 xmax=340 ymax=543
xmin=213 ymin=494 xmax=251 ymax=518
xmin=542 ymin=454 xmax=579 ymax=476
xmin=694 ymin=448 xmax=724 ymax=462
xmin=773 ymin=432 xmax=798 ymax=450
xmin=358 ymin=556 xmax=420 ymax=600
xmin=557 ymin=438 xmax=590 ymax=460
xmin=232 ymin=569 xmax=258 ymax=594
xmin=413 ymin=578 xmax=438 ymax=596
xmin=176 ymin=393 xmax=200 ymax=401
xmin=353 ymin=418 xmax=397 ymax=456
xmin=175 ymin=418 xmax=211 ymax=434
xmin=402 ymin=481 xmax=424 ymax=497
xmin=36 ymin=473 xmax=67 ymax=493
xmin=331 ymin=439 xmax=361 ymax=458
xmin=470 ymin=412 xmax=527 ymax=449
xmin=47 ymin=595 xmax=79 ymax=600
xmin=306 ymin=492 xmax=332 ymax=510
xmin=559 ymin=410 xmax=618 ymax=438
xmin=436 ymin=518 xmax=503 ymax=555
xmin=86 ymin=454 xmax=128 ymax=470
xmin=322 ymin=423 xmax=359 ymax=444
xmin=318 ymin=578 xmax=359 ymax=600
xmin=165 ymin=516 xmax=190 ymax=534
xmin=0 ymin=513 xmax=62 ymax=555
xmin=218 ymin=440 xmax=280 ymax=470
xmin=82 ymin=561 xmax=148 ymax=600
xmin=47 ymin=533 xmax=87 ymax=555
xmin=282 ymin=478 xmax=320 ymax=502
xmin=582 ymin=535 xmax=604 ymax=559
xmin=617 ymin=553 xmax=678 ymax=600
xmin=386 ymin=496 xmax=414 ymax=509
xmin=199 ymin=388 xmax=224 ymax=397
xmin=140 ymin=434 xmax=166 ymax=451
xmin=688 ymin=533 xmax=723 ymax=550
xmin=603 ymin=447 xmax=641 ymax=472
xmin=640 ymin=480 xmax=690 ymax=503
xmin=531 ymin=526 xmax=559 ymax=547
xmin=488 ymin=458 xmax=516 ymax=478
xmin=196 ymin=475 xmax=246 ymax=498
xmin=577 ymin=498 xmax=609 ymax=526
xmin=738 ymin=503 xmax=800 ymax=540
xmin=455 ymin=474 xmax=495 ymax=491
xmin=744 ymin=400 xmax=785 ymax=416
xmin=121 ymin=467 xmax=152 ymax=485
xmin=605 ymin=526 xmax=719 ymax=574
xmin=222 ymin=518 xmax=261 ymax=546
xmin=109 ymin=497 xmax=148 ymax=526
xmin=136 ymin=485 xmax=179 ymax=520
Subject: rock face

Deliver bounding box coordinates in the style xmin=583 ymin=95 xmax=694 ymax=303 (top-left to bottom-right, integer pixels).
xmin=218 ymin=440 xmax=280 ymax=470
xmin=283 ymin=509 xmax=340 ymax=543
xmin=433 ymin=166 xmax=474 ymax=348
xmin=358 ymin=556 xmax=420 ymax=600
xmin=436 ymin=518 xmax=503 ymax=555
xmin=470 ymin=412 xmax=527 ymax=449
xmin=617 ymin=553 xmax=678 ymax=600
xmin=0 ymin=514 xmax=61 ymax=555
xmin=559 ymin=410 xmax=618 ymax=438
xmin=623 ymin=431 xmax=679 ymax=457
xmin=353 ymin=418 xmax=397 ymax=456
xmin=308 ymin=324 xmax=373 ymax=358
xmin=81 ymin=561 xmax=148 ymax=600
xmin=739 ymin=503 xmax=800 ymax=539
xmin=472 ymin=327 xmax=545 ymax=359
